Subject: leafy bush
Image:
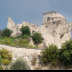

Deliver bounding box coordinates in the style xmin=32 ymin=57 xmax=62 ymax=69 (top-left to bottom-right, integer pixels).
xmin=0 ymin=30 xmax=2 ymax=36
xmin=0 ymin=36 xmax=30 ymax=48
xmin=28 ymin=44 xmax=34 ymax=48
xmin=16 ymin=35 xmax=30 ymax=39
xmin=0 ymin=36 xmax=16 ymax=46
xmin=10 ymin=58 xmax=30 ymax=70
xmin=0 ymin=36 xmax=4 ymax=39
xmin=18 ymin=39 xmax=29 ymax=47
xmin=31 ymin=32 xmax=43 ymax=44
xmin=22 ymin=35 xmax=30 ymax=39
xmin=41 ymin=44 xmax=59 ymax=64
xmin=0 ymin=48 xmax=12 ymax=66
xmin=2 ymin=37 xmax=11 ymax=45
xmin=0 ymin=66 xmax=3 ymax=70
xmin=2 ymin=59 xmax=10 ymax=66
xmin=33 ymin=46 xmax=38 ymax=49
xmin=20 ymin=26 xmax=31 ymax=36
xmin=1 ymin=28 xmax=13 ymax=37
xmin=59 ymin=39 xmax=72 ymax=66
xmin=0 ymin=56 xmax=3 ymax=70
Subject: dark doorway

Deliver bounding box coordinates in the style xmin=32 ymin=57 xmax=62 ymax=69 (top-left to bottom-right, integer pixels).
xmin=47 ymin=17 xmax=50 ymax=22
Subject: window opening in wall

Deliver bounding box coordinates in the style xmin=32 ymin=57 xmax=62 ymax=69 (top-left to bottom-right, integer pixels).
xmin=53 ymin=22 xmax=55 ymax=24
xmin=46 ymin=26 xmax=48 ymax=28
xmin=47 ymin=17 xmax=50 ymax=22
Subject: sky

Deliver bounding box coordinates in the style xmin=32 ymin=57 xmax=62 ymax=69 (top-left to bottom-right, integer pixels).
xmin=0 ymin=0 xmax=72 ymax=31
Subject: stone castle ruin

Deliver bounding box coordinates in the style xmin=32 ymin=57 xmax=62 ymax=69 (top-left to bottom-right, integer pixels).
xmin=7 ymin=11 xmax=72 ymax=49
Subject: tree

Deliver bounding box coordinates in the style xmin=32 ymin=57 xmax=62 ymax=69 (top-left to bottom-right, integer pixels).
xmin=59 ymin=39 xmax=72 ymax=66
xmin=1 ymin=28 xmax=13 ymax=37
xmin=31 ymin=32 xmax=44 ymax=44
xmin=0 ymin=30 xmax=2 ymax=36
xmin=20 ymin=26 xmax=31 ymax=36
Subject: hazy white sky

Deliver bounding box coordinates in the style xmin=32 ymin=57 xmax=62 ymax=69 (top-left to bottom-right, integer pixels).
xmin=0 ymin=0 xmax=72 ymax=30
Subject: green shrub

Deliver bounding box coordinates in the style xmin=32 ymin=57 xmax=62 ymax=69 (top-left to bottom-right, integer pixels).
xmin=10 ymin=37 xmax=16 ymax=41
xmin=0 ymin=36 xmax=4 ymax=40
xmin=28 ymin=44 xmax=34 ymax=48
xmin=41 ymin=44 xmax=59 ymax=64
xmin=31 ymin=32 xmax=43 ymax=44
xmin=0 ymin=48 xmax=12 ymax=66
xmin=59 ymin=39 xmax=72 ymax=66
xmin=0 ymin=66 xmax=3 ymax=70
xmin=10 ymin=58 xmax=30 ymax=70
xmin=0 ymin=36 xmax=30 ymax=48
xmin=22 ymin=35 xmax=30 ymax=39
xmin=1 ymin=28 xmax=13 ymax=37
xmin=20 ymin=26 xmax=31 ymax=36
xmin=2 ymin=37 xmax=11 ymax=45
xmin=18 ymin=39 xmax=29 ymax=47
xmin=0 ymin=56 xmax=2 ymax=65
xmin=2 ymin=59 xmax=10 ymax=66
xmin=0 ymin=55 xmax=3 ymax=70
xmin=0 ymin=30 xmax=2 ymax=36
xmin=33 ymin=46 xmax=38 ymax=49
xmin=0 ymin=37 xmax=12 ymax=45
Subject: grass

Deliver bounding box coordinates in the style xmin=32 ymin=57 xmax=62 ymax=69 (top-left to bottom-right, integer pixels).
xmin=0 ymin=36 xmax=39 ymax=49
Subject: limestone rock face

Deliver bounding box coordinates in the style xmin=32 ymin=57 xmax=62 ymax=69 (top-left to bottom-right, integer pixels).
xmin=7 ymin=17 xmax=72 ymax=49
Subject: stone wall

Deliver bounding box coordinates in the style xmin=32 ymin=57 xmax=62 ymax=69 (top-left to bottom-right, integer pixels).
xmin=7 ymin=17 xmax=40 ymax=37
xmin=0 ymin=44 xmax=42 ymax=70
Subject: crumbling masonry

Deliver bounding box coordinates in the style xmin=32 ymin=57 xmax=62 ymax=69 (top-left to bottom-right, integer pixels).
xmin=7 ymin=11 xmax=72 ymax=49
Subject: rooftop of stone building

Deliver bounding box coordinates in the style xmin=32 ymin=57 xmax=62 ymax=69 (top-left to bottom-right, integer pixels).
xmin=50 ymin=13 xmax=65 ymax=19
xmin=42 ymin=11 xmax=57 ymax=15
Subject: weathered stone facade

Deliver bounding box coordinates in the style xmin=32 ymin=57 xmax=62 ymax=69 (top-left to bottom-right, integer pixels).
xmin=7 ymin=11 xmax=72 ymax=49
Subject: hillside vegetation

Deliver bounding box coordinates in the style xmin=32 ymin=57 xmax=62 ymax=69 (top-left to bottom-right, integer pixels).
xmin=0 ymin=26 xmax=43 ymax=49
